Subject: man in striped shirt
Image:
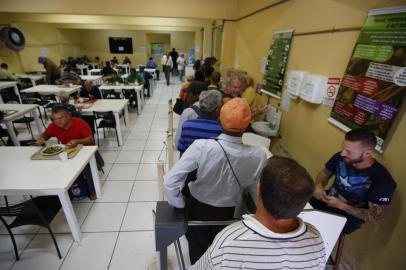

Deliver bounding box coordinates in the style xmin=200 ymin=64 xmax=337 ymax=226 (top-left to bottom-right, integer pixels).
xmin=190 ymin=157 xmax=326 ymax=270
xmin=178 ymin=90 xmax=223 ymax=153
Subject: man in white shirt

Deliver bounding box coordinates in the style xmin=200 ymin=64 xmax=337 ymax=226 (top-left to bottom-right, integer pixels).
xmin=164 ymin=98 xmax=268 ymax=264
xmin=177 ymin=53 xmax=186 ymax=82
xmin=190 ymin=157 xmax=326 ymax=270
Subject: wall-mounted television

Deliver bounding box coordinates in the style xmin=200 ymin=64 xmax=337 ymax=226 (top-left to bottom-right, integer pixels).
xmin=109 ymin=37 xmax=133 ymax=54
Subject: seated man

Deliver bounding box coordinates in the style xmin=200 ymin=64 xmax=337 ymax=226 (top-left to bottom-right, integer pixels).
xmin=126 ymin=68 xmax=144 ymax=84
xmin=57 ymin=67 xmax=81 ymax=85
xmin=36 ymin=105 xmax=98 ymax=200
xmin=102 ymin=61 xmax=114 ymax=77
xmin=146 ymin=57 xmax=159 ymax=80
xmin=80 ymin=80 xmax=102 ymax=99
xmin=190 ymin=157 xmax=326 ymax=269
xmin=178 ymin=90 xmax=223 ymax=153
xmin=106 ymin=71 xmax=123 ymax=84
xmin=164 ymin=98 xmax=268 ymax=264
xmin=0 ymin=63 xmax=16 ymax=81
xmin=310 ymin=128 xmax=396 ymax=234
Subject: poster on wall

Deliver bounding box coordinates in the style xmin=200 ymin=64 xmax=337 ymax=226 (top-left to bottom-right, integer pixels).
xmin=261 ymin=29 xmax=294 ymax=99
xmin=329 ymin=6 xmax=406 ymax=151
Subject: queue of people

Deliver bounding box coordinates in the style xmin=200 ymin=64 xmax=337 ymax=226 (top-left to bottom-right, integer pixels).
xmin=1 ymin=50 xmax=397 ymax=269
xmin=163 ymin=61 xmax=397 ymax=269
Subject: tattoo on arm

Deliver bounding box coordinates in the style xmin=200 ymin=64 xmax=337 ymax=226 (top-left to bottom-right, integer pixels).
xmin=344 ymin=202 xmax=385 ymax=223
xmin=315 ymin=169 xmax=332 ymax=187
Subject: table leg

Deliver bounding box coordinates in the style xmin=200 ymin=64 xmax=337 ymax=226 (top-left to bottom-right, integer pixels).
xmin=140 ymin=88 xmax=145 ymax=109
xmin=31 ymin=78 xmax=37 ymax=86
xmin=124 ymin=103 xmax=129 ymax=126
xmin=114 ymin=112 xmax=123 ymax=145
xmin=89 ymin=154 xmax=102 ymax=198
xmin=14 ymin=85 xmax=22 ymax=103
xmin=31 ymin=108 xmax=44 ymax=133
xmin=58 ymin=190 xmax=81 ymax=241
xmin=159 ymin=249 xmax=168 ymax=270
xmin=5 ymin=121 xmax=20 ymax=146
xmin=136 ymin=89 xmax=141 ymax=115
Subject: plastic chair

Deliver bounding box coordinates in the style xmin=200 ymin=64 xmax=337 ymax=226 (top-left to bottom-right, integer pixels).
xmin=122 ymin=89 xmax=138 ymax=109
xmin=242 ymin=132 xmax=271 ymax=149
xmin=12 ymin=116 xmax=35 ymax=139
xmin=93 ymin=111 xmax=119 ymax=146
xmin=0 ymin=195 xmax=62 ymax=260
xmin=242 ymin=132 xmax=272 ymax=158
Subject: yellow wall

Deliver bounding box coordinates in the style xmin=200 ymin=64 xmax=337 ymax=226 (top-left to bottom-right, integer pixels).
xmin=0 ymin=0 xmax=237 ymax=20
xmin=225 ymin=0 xmax=406 ymax=269
xmin=15 ymin=22 xmax=64 ymax=72
xmin=72 ymin=29 xmax=195 ymax=66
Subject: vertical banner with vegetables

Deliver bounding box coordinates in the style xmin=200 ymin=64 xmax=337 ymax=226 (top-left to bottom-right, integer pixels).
xmin=261 ymin=29 xmax=294 ymax=99
xmin=329 ymin=7 xmax=406 ymax=151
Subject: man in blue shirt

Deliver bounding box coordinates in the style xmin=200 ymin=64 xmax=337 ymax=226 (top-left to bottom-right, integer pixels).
xmin=310 ymin=128 xmax=396 ymax=234
xmin=178 ymin=90 xmax=223 ymax=153
xmin=80 ymin=80 xmax=101 ymax=99
xmin=102 ymin=61 xmax=114 ymax=76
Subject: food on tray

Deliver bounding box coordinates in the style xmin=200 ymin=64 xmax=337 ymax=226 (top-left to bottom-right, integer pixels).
xmin=40 ymin=145 xmax=64 ymax=156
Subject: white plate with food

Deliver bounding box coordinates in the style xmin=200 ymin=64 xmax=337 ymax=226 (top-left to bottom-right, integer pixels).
xmin=40 ymin=145 xmax=65 ymax=156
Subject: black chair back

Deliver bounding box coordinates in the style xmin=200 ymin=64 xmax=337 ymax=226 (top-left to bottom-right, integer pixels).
xmin=102 ymin=89 xmax=121 ymax=99
xmin=0 ymin=196 xmax=62 ymax=260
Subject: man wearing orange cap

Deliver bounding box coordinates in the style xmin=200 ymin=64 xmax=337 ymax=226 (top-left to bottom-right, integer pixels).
xmin=164 ymin=98 xmax=268 ymax=264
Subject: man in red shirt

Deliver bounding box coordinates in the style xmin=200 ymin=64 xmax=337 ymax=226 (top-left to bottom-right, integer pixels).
xmin=37 ymin=105 xmax=94 ymax=147
xmin=36 ymin=105 xmax=97 ymax=199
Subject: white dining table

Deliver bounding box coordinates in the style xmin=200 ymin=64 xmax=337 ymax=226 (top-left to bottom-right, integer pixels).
xmin=80 ymin=75 xmax=103 ymax=85
xmin=21 ymin=84 xmax=81 ymax=98
xmin=99 ymin=83 xmax=144 ymax=113
xmin=0 ymin=81 xmax=21 ymax=103
xmin=0 ymin=146 xmax=102 ymax=242
xmin=89 ymin=69 xmax=102 ymax=75
xmin=80 ymin=99 xmax=129 ymax=146
xmin=14 ymin=74 xmax=46 ymax=86
xmin=0 ymin=104 xmax=44 ymax=146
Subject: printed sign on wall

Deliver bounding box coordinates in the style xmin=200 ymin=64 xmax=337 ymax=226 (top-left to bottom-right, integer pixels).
xmin=261 ymin=29 xmax=294 ymax=99
xmin=329 ymin=7 xmax=406 ymax=151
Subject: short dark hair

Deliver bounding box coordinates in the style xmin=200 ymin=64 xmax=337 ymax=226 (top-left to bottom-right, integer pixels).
xmin=203 ymin=66 xmax=214 ymax=78
xmin=51 ymin=104 xmax=71 ymax=114
xmin=187 ymin=81 xmax=207 ymax=95
xmin=194 ymin=70 xmax=205 ymax=82
xmin=345 ymin=128 xmax=377 ymax=149
xmin=260 ymin=156 xmax=314 ymax=219
xmin=210 ymin=71 xmax=221 ymax=83
xmin=1 ymin=63 xmax=8 ymax=69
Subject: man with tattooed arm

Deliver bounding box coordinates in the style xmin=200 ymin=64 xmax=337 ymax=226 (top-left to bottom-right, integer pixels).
xmin=310 ymin=128 xmax=396 ymax=234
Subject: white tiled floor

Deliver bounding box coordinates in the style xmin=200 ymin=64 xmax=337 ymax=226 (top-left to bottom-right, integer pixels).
xmin=0 ymin=79 xmax=190 ymax=269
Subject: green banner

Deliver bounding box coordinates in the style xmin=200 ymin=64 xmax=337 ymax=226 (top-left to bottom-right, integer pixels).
xmin=261 ymin=29 xmax=294 ymax=98
xmin=330 ymin=8 xmax=406 ymax=150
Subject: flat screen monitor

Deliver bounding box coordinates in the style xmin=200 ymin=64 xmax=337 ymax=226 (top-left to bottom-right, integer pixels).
xmin=109 ymin=37 xmax=133 ymax=54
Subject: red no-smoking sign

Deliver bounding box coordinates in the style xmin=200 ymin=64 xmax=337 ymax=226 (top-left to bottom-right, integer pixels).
xmin=327 ymin=85 xmax=336 ymax=97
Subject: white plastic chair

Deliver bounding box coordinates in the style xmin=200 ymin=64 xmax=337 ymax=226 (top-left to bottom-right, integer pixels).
xmin=242 ymin=132 xmax=272 ymax=158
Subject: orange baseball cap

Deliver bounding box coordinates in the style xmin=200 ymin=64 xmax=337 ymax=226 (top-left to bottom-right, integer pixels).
xmin=220 ymin=97 xmax=251 ymax=132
